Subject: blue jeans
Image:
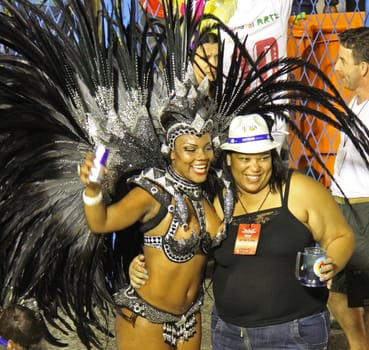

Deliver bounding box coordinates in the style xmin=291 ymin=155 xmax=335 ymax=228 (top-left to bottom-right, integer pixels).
xmin=211 ymin=306 xmax=330 ymax=350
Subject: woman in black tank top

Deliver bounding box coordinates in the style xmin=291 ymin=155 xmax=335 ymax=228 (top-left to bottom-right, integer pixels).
xmin=210 ymin=114 xmax=354 ymax=350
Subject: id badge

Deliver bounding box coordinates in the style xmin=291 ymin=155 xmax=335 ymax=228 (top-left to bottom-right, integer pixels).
xmin=234 ymin=224 xmax=261 ymax=255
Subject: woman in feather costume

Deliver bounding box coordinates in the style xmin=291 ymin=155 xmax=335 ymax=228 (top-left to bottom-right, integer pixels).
xmin=1 ymin=1 xmax=369 ymax=350
xmin=75 ymin=2 xmax=235 ymax=348
xmin=79 ymin=92 xmax=230 ymax=350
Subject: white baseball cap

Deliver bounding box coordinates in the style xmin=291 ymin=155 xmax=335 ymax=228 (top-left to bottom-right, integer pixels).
xmin=221 ymin=114 xmax=281 ymax=154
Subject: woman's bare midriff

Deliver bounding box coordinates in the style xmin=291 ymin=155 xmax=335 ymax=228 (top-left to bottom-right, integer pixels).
xmin=136 ymin=248 xmax=207 ymax=315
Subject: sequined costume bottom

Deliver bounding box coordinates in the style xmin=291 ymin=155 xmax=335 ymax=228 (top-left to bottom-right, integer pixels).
xmin=113 ymin=285 xmax=203 ymax=347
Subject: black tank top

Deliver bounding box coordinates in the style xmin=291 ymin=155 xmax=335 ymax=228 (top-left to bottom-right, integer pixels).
xmin=213 ymin=171 xmax=328 ymax=327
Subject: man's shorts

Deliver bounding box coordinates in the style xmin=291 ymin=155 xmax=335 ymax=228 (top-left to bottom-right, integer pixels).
xmin=330 ymin=200 xmax=369 ymax=307
xmin=331 ymin=269 xmax=369 ymax=307
xmin=339 ymin=201 xmax=369 ymax=270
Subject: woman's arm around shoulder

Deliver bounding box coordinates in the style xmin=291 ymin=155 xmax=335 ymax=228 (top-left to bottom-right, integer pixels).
xmin=288 ymin=171 xmax=354 ymax=279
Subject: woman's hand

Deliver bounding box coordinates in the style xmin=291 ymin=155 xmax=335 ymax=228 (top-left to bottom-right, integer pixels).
xmin=79 ymin=153 xmax=104 ymax=195
xmin=319 ymin=256 xmax=336 ymax=285
xmin=129 ymin=254 xmax=149 ymax=289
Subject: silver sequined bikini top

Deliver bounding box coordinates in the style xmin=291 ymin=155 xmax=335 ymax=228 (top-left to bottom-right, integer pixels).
xmin=127 ymin=167 xmax=232 ymax=263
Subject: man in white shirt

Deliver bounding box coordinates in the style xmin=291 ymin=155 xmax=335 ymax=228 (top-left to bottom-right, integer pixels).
xmin=329 ymin=27 xmax=369 ymax=350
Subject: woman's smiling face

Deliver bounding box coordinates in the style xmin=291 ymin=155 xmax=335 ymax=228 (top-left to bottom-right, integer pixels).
xmin=170 ymin=133 xmax=214 ymax=183
xmin=227 ymin=151 xmax=273 ymax=194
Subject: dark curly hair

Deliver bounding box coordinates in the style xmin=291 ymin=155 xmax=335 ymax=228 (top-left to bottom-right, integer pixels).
xmin=0 ymin=304 xmax=44 ymax=348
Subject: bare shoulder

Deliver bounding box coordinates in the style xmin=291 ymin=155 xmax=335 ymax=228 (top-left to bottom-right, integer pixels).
xmin=125 ymin=185 xmax=155 ymax=199
xmin=117 ymin=185 xmax=160 ymax=211
xmin=289 ymin=171 xmax=331 ymax=200
xmin=288 ymin=171 xmax=336 ymax=225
